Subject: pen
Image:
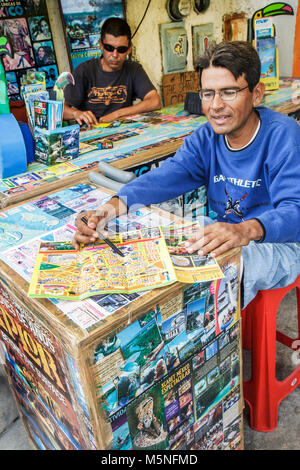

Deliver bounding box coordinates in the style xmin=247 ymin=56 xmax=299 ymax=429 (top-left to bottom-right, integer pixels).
xmin=80 ymin=216 xmax=125 ymax=257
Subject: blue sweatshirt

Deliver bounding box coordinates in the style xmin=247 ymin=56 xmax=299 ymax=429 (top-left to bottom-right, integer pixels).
xmin=118 ymin=107 xmax=300 ymax=243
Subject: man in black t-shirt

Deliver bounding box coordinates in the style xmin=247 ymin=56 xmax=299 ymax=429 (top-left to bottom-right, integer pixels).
xmin=63 ymin=18 xmax=161 ymax=127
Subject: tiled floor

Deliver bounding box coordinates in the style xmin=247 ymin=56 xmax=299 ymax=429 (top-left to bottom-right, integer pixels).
xmin=1 ymin=289 xmax=299 ymax=450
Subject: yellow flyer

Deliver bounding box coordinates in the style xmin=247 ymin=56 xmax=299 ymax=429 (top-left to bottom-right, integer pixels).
xmin=49 ymin=162 xmax=78 ymax=176
xmin=28 ymin=224 xmax=224 ymax=301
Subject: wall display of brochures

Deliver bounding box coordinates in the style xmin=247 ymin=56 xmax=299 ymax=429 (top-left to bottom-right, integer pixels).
xmin=254 ymin=17 xmax=279 ymax=91
xmin=1 ymin=0 xmax=59 ymax=101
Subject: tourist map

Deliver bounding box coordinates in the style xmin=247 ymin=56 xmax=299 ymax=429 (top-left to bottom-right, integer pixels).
xmin=28 ymin=223 xmax=224 ymax=301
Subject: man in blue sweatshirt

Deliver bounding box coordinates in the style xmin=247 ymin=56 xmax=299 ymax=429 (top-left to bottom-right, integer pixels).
xmin=73 ymin=41 xmax=300 ymax=308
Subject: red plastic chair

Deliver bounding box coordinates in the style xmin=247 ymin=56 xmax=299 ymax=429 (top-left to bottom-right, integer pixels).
xmin=242 ymin=275 xmax=300 ymax=432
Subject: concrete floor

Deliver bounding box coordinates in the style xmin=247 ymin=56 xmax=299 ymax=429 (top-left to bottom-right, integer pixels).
xmin=0 ymin=289 xmax=299 ymax=451
xmin=243 ymin=287 xmax=300 ymax=450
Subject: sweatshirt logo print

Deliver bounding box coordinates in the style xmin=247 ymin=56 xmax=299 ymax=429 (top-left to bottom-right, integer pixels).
xmin=223 ymin=188 xmax=247 ymax=221
xmin=88 ymin=85 xmax=127 ymax=105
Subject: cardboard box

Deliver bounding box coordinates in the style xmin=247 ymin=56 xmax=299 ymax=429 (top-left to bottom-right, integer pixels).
xmin=0 ymin=182 xmax=243 ymax=450
xmin=34 ymin=124 xmax=80 ymax=165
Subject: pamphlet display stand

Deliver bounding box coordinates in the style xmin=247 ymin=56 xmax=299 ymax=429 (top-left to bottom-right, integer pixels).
xmin=0 ymin=181 xmax=244 ymax=450
xmin=254 ymin=18 xmax=279 ymax=91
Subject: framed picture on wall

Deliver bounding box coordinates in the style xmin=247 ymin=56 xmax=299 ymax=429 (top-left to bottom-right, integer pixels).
xmin=223 ymin=13 xmax=248 ymax=41
xmin=0 ymin=0 xmax=59 ymax=102
xmin=59 ymin=0 xmax=125 ymax=71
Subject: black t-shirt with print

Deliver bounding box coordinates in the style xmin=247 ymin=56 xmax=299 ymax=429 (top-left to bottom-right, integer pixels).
xmin=64 ymin=58 xmax=156 ymax=119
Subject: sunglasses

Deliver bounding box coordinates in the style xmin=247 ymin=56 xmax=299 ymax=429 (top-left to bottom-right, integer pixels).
xmin=102 ymin=43 xmax=130 ymax=54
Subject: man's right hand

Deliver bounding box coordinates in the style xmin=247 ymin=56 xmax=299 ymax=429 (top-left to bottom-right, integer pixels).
xmin=73 ymin=210 xmax=101 ymax=249
xmin=72 ymin=109 xmax=98 ymax=127
xmin=72 ymin=198 xmax=127 ymax=249
xmin=63 ymin=102 xmax=98 ymax=127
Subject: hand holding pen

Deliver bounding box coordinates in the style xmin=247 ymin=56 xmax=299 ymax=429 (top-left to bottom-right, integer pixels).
xmin=72 ymin=200 xmax=128 ymax=251
xmin=80 ymin=216 xmax=124 ymax=257
xmin=72 ymin=207 xmax=113 ymax=250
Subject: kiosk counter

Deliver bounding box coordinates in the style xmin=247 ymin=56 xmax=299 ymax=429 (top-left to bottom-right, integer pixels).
xmin=0 ymin=181 xmax=243 ymax=450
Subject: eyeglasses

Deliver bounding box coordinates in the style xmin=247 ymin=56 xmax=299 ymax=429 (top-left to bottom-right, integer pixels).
xmin=199 ymin=85 xmax=249 ymax=102
xmin=102 ymin=43 xmax=130 ymax=54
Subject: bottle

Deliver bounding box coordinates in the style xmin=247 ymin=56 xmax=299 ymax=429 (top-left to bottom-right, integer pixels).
xmin=0 ymin=36 xmax=11 ymax=114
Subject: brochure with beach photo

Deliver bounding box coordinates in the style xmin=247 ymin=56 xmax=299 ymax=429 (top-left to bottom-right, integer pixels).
xmin=28 ymin=222 xmax=224 ymax=301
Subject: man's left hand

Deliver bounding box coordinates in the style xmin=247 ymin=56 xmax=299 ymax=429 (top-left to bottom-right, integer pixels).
xmin=99 ymin=110 xmax=121 ymax=123
xmin=185 ymin=220 xmax=264 ymax=257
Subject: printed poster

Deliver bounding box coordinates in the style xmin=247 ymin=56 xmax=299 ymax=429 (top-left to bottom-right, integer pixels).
xmin=60 ymin=0 xmax=124 ymax=70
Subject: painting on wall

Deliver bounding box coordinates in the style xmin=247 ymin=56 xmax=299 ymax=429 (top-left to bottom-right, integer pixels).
xmin=192 ymin=23 xmax=213 ymax=68
xmin=160 ymin=22 xmax=188 ymax=75
xmin=223 ymin=13 xmax=248 ymax=41
xmin=0 ymin=0 xmax=59 ymax=102
xmin=59 ymin=0 xmax=125 ymax=71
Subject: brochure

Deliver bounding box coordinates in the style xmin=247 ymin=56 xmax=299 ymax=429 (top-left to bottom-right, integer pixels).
xmin=23 ymin=90 xmax=50 ymax=127
xmin=28 ymin=223 xmax=224 ymax=301
xmin=33 ymin=99 xmax=63 ymax=130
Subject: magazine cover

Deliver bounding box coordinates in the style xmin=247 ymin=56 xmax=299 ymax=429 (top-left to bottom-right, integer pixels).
xmin=192 ymin=323 xmax=240 ymax=423
xmin=126 ymin=385 xmax=168 ymax=450
xmin=33 ymin=99 xmax=48 ymax=128
xmin=162 ymin=223 xmax=224 ymax=283
xmin=254 ymin=17 xmax=279 ymax=90
xmin=160 ymin=361 xmax=195 ymax=449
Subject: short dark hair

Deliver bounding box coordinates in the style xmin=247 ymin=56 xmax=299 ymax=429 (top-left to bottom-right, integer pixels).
xmin=196 ymin=41 xmax=261 ymax=92
xmin=100 ymin=17 xmax=131 ymax=43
